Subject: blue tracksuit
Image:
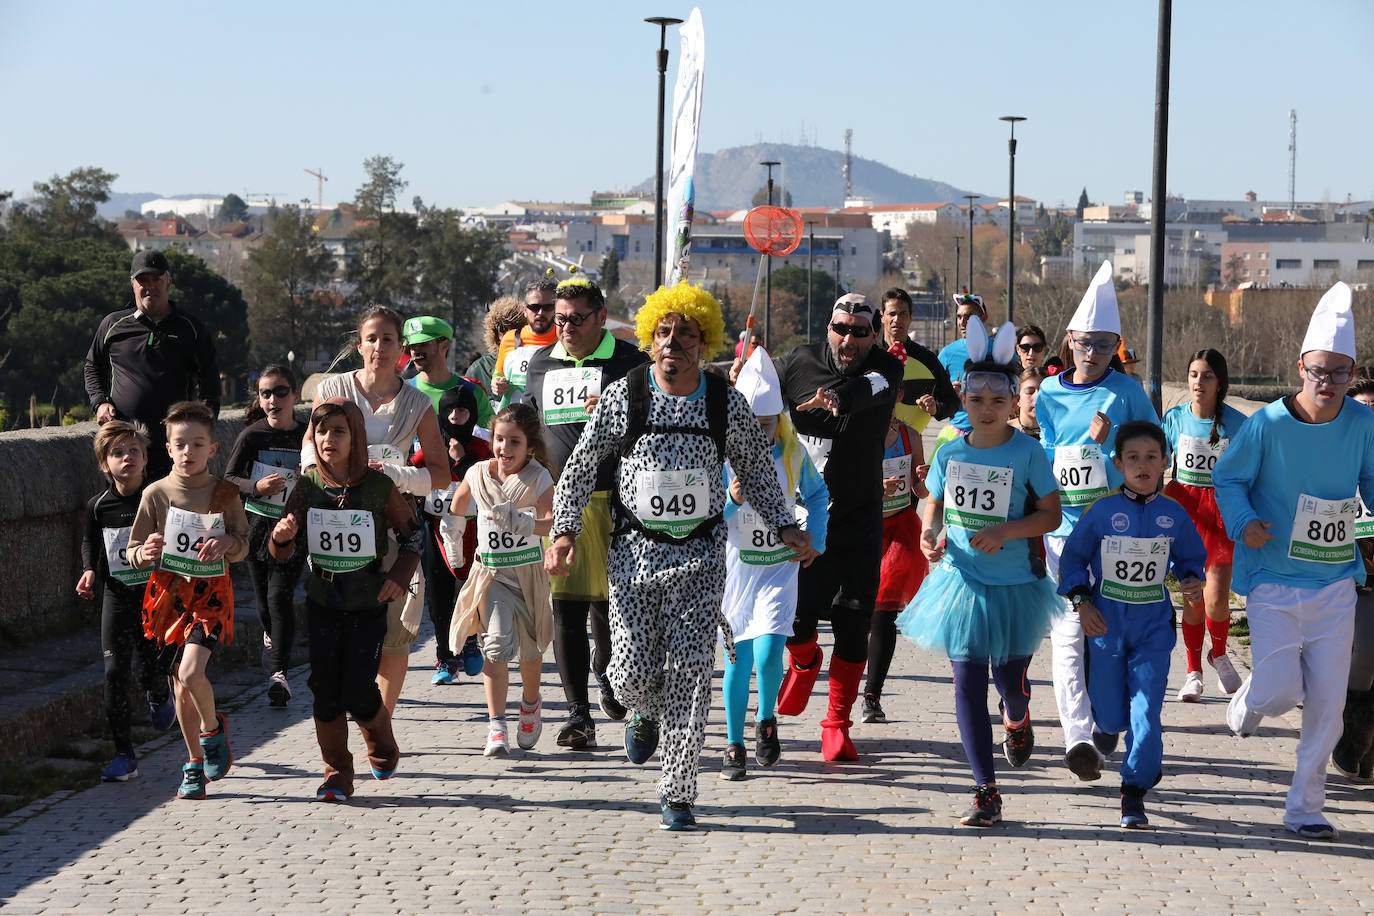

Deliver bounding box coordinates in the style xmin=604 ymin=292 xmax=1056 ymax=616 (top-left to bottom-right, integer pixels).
xmin=1058 ymin=489 xmax=1207 ymax=788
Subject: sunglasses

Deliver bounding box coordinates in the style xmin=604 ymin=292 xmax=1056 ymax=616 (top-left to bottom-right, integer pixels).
xmin=962 ymin=372 xmax=1017 ymax=396
xmin=830 ymin=321 xmax=873 ymax=339
xmin=526 ymin=302 xmax=556 ymax=313
xmin=258 ymin=385 xmax=293 ymax=399
xmin=1018 ymin=342 xmax=1046 ymax=353
xmin=1071 ymin=335 xmax=1118 ymax=354
xmin=554 ymin=310 xmax=598 ymax=328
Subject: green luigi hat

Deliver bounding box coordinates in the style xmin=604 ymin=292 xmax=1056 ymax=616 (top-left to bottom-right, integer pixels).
xmin=402 ymin=316 xmax=453 ymax=345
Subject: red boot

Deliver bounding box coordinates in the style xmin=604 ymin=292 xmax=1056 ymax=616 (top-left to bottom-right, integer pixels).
xmin=776 ymin=636 xmax=824 ymax=717
xmin=820 ymin=656 xmax=865 ymax=761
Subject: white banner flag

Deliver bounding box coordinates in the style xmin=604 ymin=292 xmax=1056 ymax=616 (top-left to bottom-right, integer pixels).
xmin=665 ymin=8 xmax=705 ymax=286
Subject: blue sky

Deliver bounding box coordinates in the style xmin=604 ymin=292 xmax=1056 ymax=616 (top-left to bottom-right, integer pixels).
xmin=3 ymin=0 xmax=1370 ymax=210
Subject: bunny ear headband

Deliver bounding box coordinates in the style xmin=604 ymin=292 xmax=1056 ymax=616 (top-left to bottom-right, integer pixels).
xmin=962 ymin=317 xmax=1019 ymax=395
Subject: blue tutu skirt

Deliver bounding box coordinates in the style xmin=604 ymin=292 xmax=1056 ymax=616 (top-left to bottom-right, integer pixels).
xmin=896 ymin=561 xmax=1063 ymax=664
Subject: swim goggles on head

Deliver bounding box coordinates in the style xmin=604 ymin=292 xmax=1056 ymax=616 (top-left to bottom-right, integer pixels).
xmin=962 ymin=371 xmax=1018 ymax=396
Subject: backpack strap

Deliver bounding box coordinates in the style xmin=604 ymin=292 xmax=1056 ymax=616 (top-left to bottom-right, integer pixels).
xmin=702 ymin=370 xmax=728 ymax=465
xmin=620 ymin=363 xmax=653 ymax=460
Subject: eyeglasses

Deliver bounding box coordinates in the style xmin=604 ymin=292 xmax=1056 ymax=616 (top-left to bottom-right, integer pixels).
xmin=830 ymin=321 xmax=873 ymax=339
xmin=1302 ymin=363 xmax=1354 ymax=386
xmin=963 ymin=372 xmax=1017 ymax=396
xmin=1071 ymin=335 xmax=1118 ymax=354
xmin=526 ymin=302 xmax=556 ymax=313
xmin=1018 ymin=342 xmax=1046 ymax=353
xmin=258 ymin=385 xmax=292 ymax=399
xmin=553 ymin=310 xmax=598 ymax=328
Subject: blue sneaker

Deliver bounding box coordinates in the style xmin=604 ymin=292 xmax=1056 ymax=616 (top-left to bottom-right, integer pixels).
xmin=147 ymin=691 xmax=177 ymax=732
xmin=1120 ymin=791 xmax=1149 ymax=829
xmin=199 ymin=713 xmax=232 ymax=781
xmin=625 ymin=713 xmax=660 ymax=765
xmin=659 ymin=798 xmax=696 ymax=831
xmin=431 ymin=659 xmax=458 ymax=686
xmin=177 ymin=760 xmax=206 ymax=800
xmin=101 ymin=753 xmax=139 ymax=782
xmin=460 ymin=637 xmax=484 ymax=677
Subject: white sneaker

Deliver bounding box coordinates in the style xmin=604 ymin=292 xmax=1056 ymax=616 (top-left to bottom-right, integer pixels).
xmin=1226 ymin=675 xmax=1262 ymax=737
xmin=1177 ymin=670 xmax=1205 ymax=703
xmin=1208 ymin=651 xmax=1242 ymax=695
xmin=484 ymin=721 xmax=509 ymax=757
xmin=517 ymin=697 xmax=543 ymax=750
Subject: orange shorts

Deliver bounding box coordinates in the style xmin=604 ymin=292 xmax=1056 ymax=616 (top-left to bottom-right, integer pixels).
xmin=142 ymin=569 xmax=236 ymax=649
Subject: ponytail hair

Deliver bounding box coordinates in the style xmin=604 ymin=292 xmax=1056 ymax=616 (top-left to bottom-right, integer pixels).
xmin=1189 ymin=348 xmax=1230 ymax=446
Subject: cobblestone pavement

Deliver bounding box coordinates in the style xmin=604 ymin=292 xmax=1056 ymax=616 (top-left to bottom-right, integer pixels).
xmin=2 ymin=612 xmax=1373 ymax=914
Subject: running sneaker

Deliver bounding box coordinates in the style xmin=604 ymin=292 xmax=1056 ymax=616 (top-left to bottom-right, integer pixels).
xmin=101 ymin=753 xmax=139 ymax=782
xmin=755 ymin=717 xmax=781 ymax=767
xmin=720 ymin=742 xmax=746 ymax=781
xmin=431 ymin=658 xmax=458 ymax=686
xmin=1065 ymin=741 xmax=1103 ymax=781
xmin=177 ymin=759 xmax=206 ymax=800
xmin=597 ymin=671 xmax=627 ymax=721
xmin=659 ymin=798 xmax=696 ymax=831
xmin=556 ymin=703 xmax=597 ymax=750
xmin=1120 ymin=792 xmax=1149 ymax=829
xmin=1226 ymin=676 xmax=1262 ymax=737
xmin=625 ymin=713 xmax=660 ymax=765
xmin=199 ymin=713 xmax=232 ymax=781
xmin=517 ymin=697 xmax=543 ymax=750
xmin=1208 ymin=650 xmax=1242 ymax=695
xmin=1002 ymin=712 xmax=1034 ymax=768
xmin=459 ymin=637 xmax=484 ymax=677
xmin=1176 ymin=670 xmax=1205 ymax=703
xmin=861 ymin=694 xmax=887 ymax=724
xmin=960 ymin=785 xmax=1002 ymax=827
xmin=1291 ymin=822 xmax=1337 ymax=841
xmin=268 ymin=672 xmax=291 ymax=707
xmin=484 ymin=720 xmax=509 ymax=757
xmin=147 ymin=690 xmax=177 ymax=732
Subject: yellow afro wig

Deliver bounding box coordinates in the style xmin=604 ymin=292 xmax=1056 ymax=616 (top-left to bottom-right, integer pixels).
xmin=635 ymin=281 xmax=726 ymax=358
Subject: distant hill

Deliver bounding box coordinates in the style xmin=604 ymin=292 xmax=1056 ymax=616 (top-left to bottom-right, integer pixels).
xmin=632 ymin=142 xmax=987 ymax=211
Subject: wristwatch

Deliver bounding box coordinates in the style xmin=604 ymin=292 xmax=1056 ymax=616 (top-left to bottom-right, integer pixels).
xmin=1069 ymin=592 xmax=1090 ymax=610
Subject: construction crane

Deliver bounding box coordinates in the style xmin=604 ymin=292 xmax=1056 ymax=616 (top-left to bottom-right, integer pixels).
xmin=304 ymin=168 xmax=329 ymax=214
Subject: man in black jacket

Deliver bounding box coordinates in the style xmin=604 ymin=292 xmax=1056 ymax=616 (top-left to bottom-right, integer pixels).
xmin=85 ymin=250 xmax=219 ymax=479
xmin=524 ymin=276 xmax=649 ymax=749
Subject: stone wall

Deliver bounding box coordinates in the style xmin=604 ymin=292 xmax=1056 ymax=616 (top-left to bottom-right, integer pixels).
xmin=0 ymin=411 xmax=248 ymax=647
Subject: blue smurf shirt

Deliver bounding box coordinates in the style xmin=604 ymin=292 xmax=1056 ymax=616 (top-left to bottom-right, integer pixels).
xmin=1213 ymin=397 xmax=1374 ymax=594
xmin=1162 ymin=402 xmax=1249 ymax=487
xmin=929 ymin=428 xmax=1057 ymax=586
xmin=1037 ymin=367 xmax=1158 ymax=537
xmin=937 ymin=337 xmax=971 ymax=431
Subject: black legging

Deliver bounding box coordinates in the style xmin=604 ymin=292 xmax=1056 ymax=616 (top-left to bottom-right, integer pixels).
xmin=551 ymin=598 xmax=613 ymax=707
xmin=101 ymin=586 xmax=171 ymax=756
xmin=306 ymin=599 xmax=386 ymax=723
xmin=788 ymin=509 xmax=883 ymax=663
xmin=248 ymin=525 xmax=305 ymax=673
xmin=423 ymin=518 xmax=460 ymax=661
xmin=864 ymin=609 xmax=900 ymax=697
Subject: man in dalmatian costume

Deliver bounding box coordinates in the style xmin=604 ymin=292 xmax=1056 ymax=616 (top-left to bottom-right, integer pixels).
xmin=548 ymin=282 xmax=815 ymax=831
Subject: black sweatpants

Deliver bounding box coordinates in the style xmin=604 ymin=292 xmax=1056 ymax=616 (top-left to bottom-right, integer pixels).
xmin=101 ymin=585 xmax=171 ymax=756
xmin=551 ymin=598 xmax=613 ymax=707
xmin=788 ymin=507 xmax=883 ymax=664
xmin=247 ymin=528 xmax=305 ymax=673
xmin=306 ymin=599 xmax=386 ymax=723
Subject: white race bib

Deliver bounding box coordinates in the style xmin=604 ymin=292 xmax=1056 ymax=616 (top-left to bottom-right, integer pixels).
xmin=943 ymin=460 xmax=1013 ymax=531
xmin=506 ymin=345 xmax=541 ymax=389
xmin=542 ymin=367 xmax=602 ymax=425
xmin=476 ymin=513 xmax=542 ymax=568
xmin=245 ymin=461 xmax=298 ymax=519
xmin=368 ymin=444 xmax=404 ymax=466
xmin=1288 ymin=493 xmax=1357 ymax=564
xmin=1100 ymin=536 xmax=1171 ymax=604
xmin=882 ymin=454 xmax=912 ymax=513
xmin=634 ymin=468 xmax=710 ymax=538
xmin=799 ymin=435 xmax=833 ymax=474
xmin=161 ymin=507 xmax=227 ymax=578
xmin=731 ymin=507 xmax=792 ymax=566
xmin=307 ymin=507 xmax=378 ymax=573
xmin=1054 ymin=444 xmax=1108 ymax=506
xmin=1356 ymin=496 xmax=1374 ymax=540
xmin=423 ymin=482 xmax=460 ymax=518
xmin=1175 ymin=434 xmax=1227 ymax=488
xmin=102 ymin=526 xmax=150 ymax=587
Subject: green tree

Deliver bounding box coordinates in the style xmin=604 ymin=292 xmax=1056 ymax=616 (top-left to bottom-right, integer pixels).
xmin=218 ymin=193 xmax=249 ymax=225
xmin=750 ymin=185 xmax=794 ymax=208
xmin=767 ymin=264 xmax=838 ymax=343
xmin=415 ymin=210 xmax=508 ymax=344
xmin=163 ymin=249 xmax=251 ymax=389
xmin=1031 ymin=215 xmax=1072 ymax=259
xmin=600 ymin=247 xmax=621 ymax=295
xmin=12 ymin=167 xmax=121 ymax=244
xmin=1223 ymin=253 xmax=1244 ymax=287
xmin=244 ymin=204 xmax=337 ymax=366
xmin=1076 ymin=188 xmax=1090 ymax=220
xmin=347 ymin=155 xmax=417 ymax=307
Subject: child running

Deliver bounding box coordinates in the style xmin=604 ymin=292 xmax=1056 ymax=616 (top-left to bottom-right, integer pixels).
xmin=269 ymin=398 xmax=421 ymax=801
xmin=223 ymin=365 xmax=307 ymax=707
xmin=77 ymin=421 xmax=177 ymax=782
xmin=899 ymin=318 xmax=1062 ymax=827
xmin=1057 ymin=420 xmax=1206 ymax=828
xmin=126 ymin=401 xmax=250 ymax=800
xmin=448 ymin=403 xmax=555 ymax=756
xmin=719 ymin=347 xmax=829 ymax=779
xmin=1162 ymin=349 xmax=1248 ymax=702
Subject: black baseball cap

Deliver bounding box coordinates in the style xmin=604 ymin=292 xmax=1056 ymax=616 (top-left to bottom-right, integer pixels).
xmin=130 ymin=249 xmax=170 ymax=279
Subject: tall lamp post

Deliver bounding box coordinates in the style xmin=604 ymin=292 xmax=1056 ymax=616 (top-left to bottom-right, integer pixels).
xmin=646 ymin=16 xmax=683 ymax=291
xmin=962 ymin=193 xmax=978 ymax=292
xmin=953 ymin=234 xmax=963 ymax=294
xmin=999 ymin=116 xmax=1026 ymax=323
xmin=760 ymin=159 xmax=780 ymax=348
xmin=806 ymin=219 xmax=818 ymax=344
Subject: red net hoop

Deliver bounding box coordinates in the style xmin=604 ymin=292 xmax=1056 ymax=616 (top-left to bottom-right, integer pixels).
xmin=743 ymin=206 xmax=805 ymax=256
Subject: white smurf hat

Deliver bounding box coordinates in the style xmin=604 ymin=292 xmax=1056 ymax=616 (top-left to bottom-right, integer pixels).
xmin=736 ymin=345 xmax=783 ymax=416
xmin=1300 ymin=281 xmax=1356 ymax=360
xmin=1067 ymin=260 xmax=1121 ymax=336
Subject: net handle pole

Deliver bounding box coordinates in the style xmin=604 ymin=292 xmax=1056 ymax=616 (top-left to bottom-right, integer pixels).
xmin=743 ymin=255 xmax=768 ymax=359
